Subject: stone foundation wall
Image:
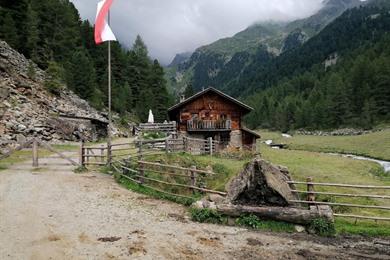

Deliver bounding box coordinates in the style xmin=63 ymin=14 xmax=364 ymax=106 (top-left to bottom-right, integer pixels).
xmin=229 ymin=130 xmax=242 ymax=148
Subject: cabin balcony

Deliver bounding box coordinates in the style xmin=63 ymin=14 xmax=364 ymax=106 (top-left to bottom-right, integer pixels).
xmin=187 ymin=119 xmax=232 ymax=131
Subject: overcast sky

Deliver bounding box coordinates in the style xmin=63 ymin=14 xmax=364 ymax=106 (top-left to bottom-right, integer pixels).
xmin=71 ymin=0 xmax=324 ymax=64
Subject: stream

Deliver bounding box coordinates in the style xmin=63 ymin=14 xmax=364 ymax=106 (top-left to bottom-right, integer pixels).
xmin=330 ymin=153 xmax=390 ymax=173
xmin=265 ymin=139 xmax=390 ymax=173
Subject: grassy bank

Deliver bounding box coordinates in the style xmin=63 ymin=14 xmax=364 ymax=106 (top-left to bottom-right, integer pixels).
xmin=259 ymin=128 xmax=390 ymax=161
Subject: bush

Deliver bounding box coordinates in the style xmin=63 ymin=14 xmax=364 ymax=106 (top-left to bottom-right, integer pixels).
xmin=44 ymin=61 xmax=65 ymax=95
xmin=73 ymin=166 xmax=88 ymax=174
xmin=236 ymin=214 xmax=296 ymax=232
xmin=236 ymin=214 xmax=262 ymax=229
xmin=190 ymin=208 xmax=226 ymax=224
xmin=142 ymin=131 xmax=166 ymax=140
xmin=309 ymin=218 xmax=336 ymax=237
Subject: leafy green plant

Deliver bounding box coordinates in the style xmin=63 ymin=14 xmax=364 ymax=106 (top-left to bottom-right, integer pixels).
xmin=190 ymin=208 xmax=226 ymax=224
xmin=309 ymin=218 xmax=336 ymax=237
xmin=73 ymin=166 xmax=88 ymax=174
xmin=236 ymin=214 xmax=296 ymax=232
xmin=27 ymin=61 xmax=36 ymax=80
xmin=142 ymin=131 xmax=167 ymax=140
xmin=236 ymin=214 xmax=261 ymax=229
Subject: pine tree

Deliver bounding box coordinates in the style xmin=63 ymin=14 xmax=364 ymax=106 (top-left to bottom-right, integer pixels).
xmin=184 ymin=84 xmax=195 ymax=98
xmin=1 ymin=12 xmax=19 ymax=48
xmin=44 ymin=61 xmax=65 ymax=95
xmin=66 ymin=49 xmax=96 ymax=100
xmin=149 ymin=59 xmax=169 ymax=121
xmin=326 ymin=74 xmax=350 ymax=128
xmin=26 ymin=4 xmax=39 ymax=61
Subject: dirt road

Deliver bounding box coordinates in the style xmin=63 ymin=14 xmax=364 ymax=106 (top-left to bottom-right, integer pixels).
xmin=0 ymin=151 xmax=389 ymax=259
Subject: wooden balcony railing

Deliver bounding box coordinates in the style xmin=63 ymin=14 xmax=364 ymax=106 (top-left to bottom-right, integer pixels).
xmin=187 ymin=119 xmax=232 ymax=131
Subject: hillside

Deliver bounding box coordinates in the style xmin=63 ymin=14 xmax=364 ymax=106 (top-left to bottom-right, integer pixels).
xmin=0 ymin=0 xmax=171 ymax=122
xmin=166 ymin=0 xmax=364 ymax=96
xmin=244 ymin=4 xmax=390 ymax=130
xmin=0 ymin=40 xmax=107 ymax=153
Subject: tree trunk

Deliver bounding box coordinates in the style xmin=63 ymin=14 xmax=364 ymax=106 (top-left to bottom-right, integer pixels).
xmin=216 ymin=204 xmax=333 ymax=225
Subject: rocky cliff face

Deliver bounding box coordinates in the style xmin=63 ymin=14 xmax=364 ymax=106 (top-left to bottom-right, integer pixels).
xmin=0 ymin=40 xmax=109 ymax=153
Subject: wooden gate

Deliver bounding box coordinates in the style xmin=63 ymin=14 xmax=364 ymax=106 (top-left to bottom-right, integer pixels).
xmin=0 ymin=138 xmax=79 ymax=168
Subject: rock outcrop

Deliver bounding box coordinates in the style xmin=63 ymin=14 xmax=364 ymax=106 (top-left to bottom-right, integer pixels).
xmin=193 ymin=158 xmax=334 ymax=225
xmin=226 ymin=158 xmax=299 ymax=206
xmin=0 ymin=40 xmax=113 ymax=154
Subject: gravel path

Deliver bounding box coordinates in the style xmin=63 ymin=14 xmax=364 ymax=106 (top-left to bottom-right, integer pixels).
xmin=1 ymin=150 xmax=389 ymax=259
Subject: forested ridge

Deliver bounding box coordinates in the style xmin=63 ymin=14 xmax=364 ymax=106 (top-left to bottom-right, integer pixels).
xmin=244 ymin=4 xmax=390 ymax=131
xmin=0 ymin=0 xmax=171 ymax=122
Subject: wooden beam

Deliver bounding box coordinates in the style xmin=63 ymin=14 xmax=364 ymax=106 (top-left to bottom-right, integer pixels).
xmin=291 ymin=190 xmax=390 ymax=200
xmin=288 ymin=200 xmax=390 ymax=210
xmin=215 ymin=204 xmax=332 ymax=225
xmin=288 ymin=181 xmax=390 ymax=189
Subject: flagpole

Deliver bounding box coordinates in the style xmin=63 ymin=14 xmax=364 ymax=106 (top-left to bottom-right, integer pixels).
xmin=107 ymin=9 xmax=112 ymax=166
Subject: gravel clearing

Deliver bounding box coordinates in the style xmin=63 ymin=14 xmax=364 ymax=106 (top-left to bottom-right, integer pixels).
xmin=1 ymin=151 xmax=389 ymax=259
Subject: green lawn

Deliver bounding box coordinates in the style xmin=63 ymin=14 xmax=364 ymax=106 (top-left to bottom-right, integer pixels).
xmin=129 ymin=145 xmax=390 ymax=235
xmin=259 ymin=128 xmax=390 ymax=161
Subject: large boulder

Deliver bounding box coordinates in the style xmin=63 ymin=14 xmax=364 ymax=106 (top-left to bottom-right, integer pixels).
xmin=226 ymin=158 xmax=299 ymax=206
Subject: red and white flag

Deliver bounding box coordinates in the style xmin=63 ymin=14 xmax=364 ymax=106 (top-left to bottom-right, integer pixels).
xmin=94 ymin=0 xmax=117 ymax=44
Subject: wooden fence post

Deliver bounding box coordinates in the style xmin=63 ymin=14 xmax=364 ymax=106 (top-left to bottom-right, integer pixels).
xmin=307 ymin=177 xmax=315 ymax=205
xmin=79 ymin=140 xmax=85 ymax=167
xmin=138 ymin=140 xmax=144 ymax=184
xmin=190 ymin=165 xmax=197 ymax=194
xmin=32 ymin=138 xmax=38 ymax=167
xmin=183 ymin=137 xmax=188 ymax=152
xmin=107 ymin=142 xmax=112 ymax=166
xmin=101 ymin=145 xmax=105 ymax=163
xmin=86 ymin=148 xmax=90 ymax=164
xmin=165 ymin=138 xmax=169 ymax=154
xmin=208 ymin=137 xmax=213 ymax=156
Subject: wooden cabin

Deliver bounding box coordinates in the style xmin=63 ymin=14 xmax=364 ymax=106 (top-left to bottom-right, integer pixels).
xmin=168 ymin=87 xmax=260 ymax=150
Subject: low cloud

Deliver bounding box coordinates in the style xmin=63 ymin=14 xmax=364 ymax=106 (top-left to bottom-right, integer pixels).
xmin=71 ymin=0 xmax=324 ymax=64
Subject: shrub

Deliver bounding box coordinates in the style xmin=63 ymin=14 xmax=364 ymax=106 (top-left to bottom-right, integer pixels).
xmin=236 ymin=214 xmax=296 ymax=232
xmin=309 ymin=218 xmax=336 ymax=237
xmin=236 ymin=214 xmax=261 ymax=229
xmin=190 ymin=208 xmax=226 ymax=224
xmin=73 ymin=166 xmax=88 ymax=174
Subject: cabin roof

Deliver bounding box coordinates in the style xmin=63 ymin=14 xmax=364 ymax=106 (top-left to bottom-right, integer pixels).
xmin=242 ymin=127 xmax=261 ymax=139
xmin=168 ymin=87 xmax=253 ymax=116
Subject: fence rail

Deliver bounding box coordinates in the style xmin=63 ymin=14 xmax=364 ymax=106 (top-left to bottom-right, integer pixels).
xmin=81 ymin=136 xmax=223 ymax=167
xmin=112 ymin=156 xmax=227 ymax=199
xmin=288 ymin=178 xmax=390 ymax=222
xmin=139 ymin=122 xmax=177 ymax=133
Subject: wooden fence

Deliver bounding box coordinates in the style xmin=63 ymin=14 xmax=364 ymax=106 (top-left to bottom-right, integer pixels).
xmin=288 ymin=178 xmax=390 ymax=221
xmin=139 ymin=121 xmax=177 ymax=134
xmin=80 ymin=136 xmax=222 ymax=167
xmin=112 ymin=156 xmax=226 ymax=200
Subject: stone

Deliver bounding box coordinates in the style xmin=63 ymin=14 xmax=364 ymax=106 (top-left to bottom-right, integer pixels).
xmin=16 ymin=124 xmax=27 ymax=132
xmin=16 ymin=134 xmax=26 ymax=144
xmin=294 ymin=225 xmax=306 ymax=233
xmin=226 ymin=158 xmax=299 ymax=206
xmin=192 ymin=201 xmax=204 ymax=209
xmin=208 ymin=194 xmax=226 ymax=204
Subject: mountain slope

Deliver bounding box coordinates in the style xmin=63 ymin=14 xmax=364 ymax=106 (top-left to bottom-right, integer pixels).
xmin=0 ymin=40 xmax=108 ymax=153
xmin=243 ymin=5 xmax=390 ymax=130
xmin=166 ymin=0 xmax=364 ymax=97
xmin=238 ymin=3 xmax=390 ymax=97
